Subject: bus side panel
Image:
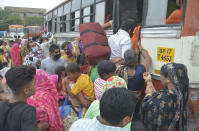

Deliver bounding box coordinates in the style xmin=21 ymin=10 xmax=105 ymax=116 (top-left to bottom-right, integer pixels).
xmin=141 ymin=37 xmax=182 ymax=76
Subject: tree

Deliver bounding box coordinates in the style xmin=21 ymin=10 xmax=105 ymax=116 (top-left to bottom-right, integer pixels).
xmin=24 ymin=16 xmax=43 ymax=26
xmin=7 ymin=15 xmax=23 ymax=25
xmin=0 ymin=8 xmax=23 ymax=31
xmin=0 ymin=8 xmax=10 ymax=31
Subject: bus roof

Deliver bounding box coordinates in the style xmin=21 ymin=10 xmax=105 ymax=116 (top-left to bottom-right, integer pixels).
xmin=9 ymin=25 xmax=24 ymax=29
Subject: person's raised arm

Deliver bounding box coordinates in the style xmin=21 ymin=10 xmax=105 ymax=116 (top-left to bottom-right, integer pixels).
xmin=143 ymin=72 xmax=156 ymax=97
xmin=101 ymin=20 xmax=112 ymax=29
xmin=139 ymin=43 xmax=152 ymax=71
xmin=47 ymin=33 xmax=54 ymax=44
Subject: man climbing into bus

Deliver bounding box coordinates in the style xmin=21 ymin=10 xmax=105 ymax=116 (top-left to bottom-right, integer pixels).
xmin=166 ymin=0 xmax=183 ymax=24
xmin=108 ymin=22 xmax=135 ymax=65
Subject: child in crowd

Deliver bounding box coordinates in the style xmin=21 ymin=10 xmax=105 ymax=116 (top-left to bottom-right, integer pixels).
xmin=76 ymin=53 xmax=89 ymax=74
xmin=65 ymin=63 xmax=95 ymax=108
xmin=94 ymin=60 xmax=116 ymax=100
xmin=54 ymin=66 xmax=67 ymax=100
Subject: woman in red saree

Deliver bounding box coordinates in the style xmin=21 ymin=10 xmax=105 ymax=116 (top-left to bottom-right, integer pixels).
xmin=27 ymin=69 xmax=65 ymax=131
xmin=10 ymin=43 xmax=22 ymax=67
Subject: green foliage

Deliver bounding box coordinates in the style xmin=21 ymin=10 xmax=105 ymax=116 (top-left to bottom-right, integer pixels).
xmin=7 ymin=15 xmax=23 ymax=25
xmin=0 ymin=7 xmax=43 ymax=30
xmin=24 ymin=16 xmax=43 ymax=26
xmin=0 ymin=8 xmax=23 ymax=31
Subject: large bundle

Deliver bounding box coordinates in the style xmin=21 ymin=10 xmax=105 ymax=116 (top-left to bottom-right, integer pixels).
xmin=79 ymin=22 xmax=111 ymax=65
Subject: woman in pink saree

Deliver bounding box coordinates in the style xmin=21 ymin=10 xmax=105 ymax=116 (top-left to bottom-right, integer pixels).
xmin=10 ymin=43 xmax=22 ymax=67
xmin=50 ymin=74 xmax=67 ymax=101
xmin=27 ymin=69 xmax=65 ymax=131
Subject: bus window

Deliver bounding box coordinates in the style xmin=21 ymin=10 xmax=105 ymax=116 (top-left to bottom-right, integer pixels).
xmin=166 ymin=0 xmax=183 ymax=24
xmin=81 ymin=6 xmax=94 ymax=23
xmin=64 ymin=2 xmax=71 ymax=14
xmin=96 ymin=0 xmax=103 ymax=3
xmin=143 ymin=0 xmax=184 ymax=26
xmin=82 ymin=0 xmax=94 ymax=8
xmin=72 ymin=0 xmax=81 ymax=12
xmin=64 ymin=2 xmax=71 ymax=32
xmin=61 ymin=15 xmax=66 ymax=32
xmin=55 ymin=18 xmax=57 ymax=33
xmin=71 ymin=10 xmax=80 ymax=31
xmin=95 ymin=2 xmax=105 ymax=25
xmin=105 ymin=0 xmax=113 ymax=23
xmin=66 ymin=14 xmax=70 ymax=32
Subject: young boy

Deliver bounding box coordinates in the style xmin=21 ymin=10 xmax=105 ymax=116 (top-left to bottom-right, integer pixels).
xmin=94 ymin=60 xmax=116 ymax=100
xmin=0 ymin=65 xmax=38 ymax=131
xmin=65 ymin=63 xmax=95 ymax=108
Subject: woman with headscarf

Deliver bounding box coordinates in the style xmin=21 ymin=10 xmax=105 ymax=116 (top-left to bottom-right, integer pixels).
xmin=27 ymin=69 xmax=65 ymax=131
xmin=139 ymin=63 xmax=189 ymax=131
xmin=116 ymin=45 xmax=151 ymax=92
xmin=84 ymin=76 xmax=133 ymax=131
xmin=10 ymin=43 xmax=22 ymax=67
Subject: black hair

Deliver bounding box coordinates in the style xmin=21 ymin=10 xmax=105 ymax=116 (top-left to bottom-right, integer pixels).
xmin=27 ymin=41 xmax=34 ymax=51
xmin=61 ymin=41 xmax=70 ymax=50
xmin=121 ymin=21 xmax=137 ymax=32
xmin=76 ymin=53 xmax=86 ymax=66
xmin=0 ymin=49 xmax=4 ymax=54
xmin=49 ymin=44 xmax=60 ymax=53
xmin=98 ymin=60 xmax=116 ymax=78
xmin=160 ymin=65 xmax=169 ymax=78
xmin=39 ymin=37 xmax=48 ymax=44
xmin=5 ymin=65 xmax=36 ymax=95
xmin=0 ymin=40 xmax=3 ymax=46
xmin=65 ymin=63 xmax=80 ymax=73
xmin=131 ymin=120 xmax=147 ymax=131
xmin=32 ymin=36 xmax=40 ymax=42
xmin=2 ymin=62 xmax=8 ymax=67
xmin=124 ymin=50 xmax=138 ymax=68
xmin=100 ymin=88 xmax=137 ymax=125
xmin=9 ymin=40 xmax=14 ymax=45
xmin=55 ymin=66 xmax=66 ymax=82
xmin=15 ymin=39 xmax=21 ymax=44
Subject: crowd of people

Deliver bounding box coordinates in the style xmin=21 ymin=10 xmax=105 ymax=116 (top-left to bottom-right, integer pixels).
xmin=0 ymin=1 xmax=189 ymax=129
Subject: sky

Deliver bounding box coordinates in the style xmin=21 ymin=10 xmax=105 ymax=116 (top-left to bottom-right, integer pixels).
xmin=0 ymin=0 xmax=65 ymax=11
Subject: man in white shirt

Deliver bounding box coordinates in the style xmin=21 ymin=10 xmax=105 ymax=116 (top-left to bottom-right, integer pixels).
xmin=108 ymin=23 xmax=134 ymax=64
xmin=40 ymin=33 xmax=54 ymax=57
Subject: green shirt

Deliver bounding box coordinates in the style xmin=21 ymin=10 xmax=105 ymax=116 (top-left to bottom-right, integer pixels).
xmin=90 ymin=65 xmax=98 ymax=82
xmin=84 ymin=100 xmax=131 ymax=131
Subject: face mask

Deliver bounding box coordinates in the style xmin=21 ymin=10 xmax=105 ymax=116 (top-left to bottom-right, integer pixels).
xmin=32 ymin=46 xmax=38 ymax=53
xmin=54 ymin=54 xmax=61 ymax=60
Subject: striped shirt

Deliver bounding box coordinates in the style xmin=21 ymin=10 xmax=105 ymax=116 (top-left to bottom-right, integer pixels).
xmin=94 ymin=78 xmax=106 ymax=100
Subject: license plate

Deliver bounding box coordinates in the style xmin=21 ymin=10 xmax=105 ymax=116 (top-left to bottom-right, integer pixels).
xmin=157 ymin=47 xmax=175 ymax=63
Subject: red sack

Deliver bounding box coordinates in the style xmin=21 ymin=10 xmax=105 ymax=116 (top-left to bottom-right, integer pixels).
xmin=79 ymin=22 xmax=111 ymax=65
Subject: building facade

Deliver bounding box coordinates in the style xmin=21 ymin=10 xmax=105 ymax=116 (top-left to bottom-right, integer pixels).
xmin=5 ymin=6 xmax=46 ymax=20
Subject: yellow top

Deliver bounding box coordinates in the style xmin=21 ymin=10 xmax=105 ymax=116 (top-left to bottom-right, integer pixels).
xmin=71 ymin=74 xmax=95 ymax=101
xmin=61 ymin=55 xmax=76 ymax=63
xmin=0 ymin=55 xmax=6 ymax=63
